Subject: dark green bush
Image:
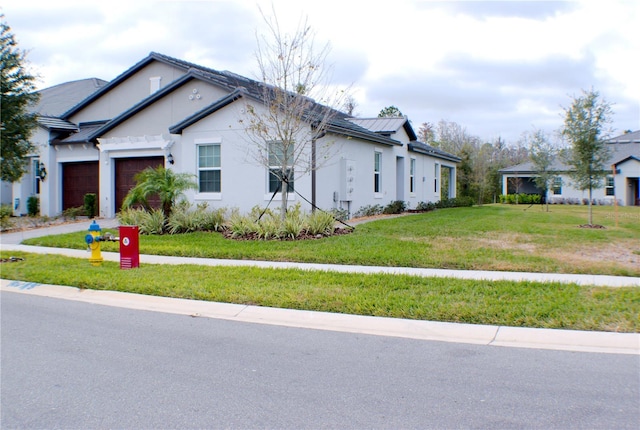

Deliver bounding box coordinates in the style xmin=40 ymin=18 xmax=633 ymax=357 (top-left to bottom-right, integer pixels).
xmin=383 ymin=200 xmax=406 ymax=214
xmin=415 ymin=201 xmax=436 ymax=212
xmin=436 ymin=197 xmax=474 ymax=208
xmin=499 ymin=194 xmax=541 ymax=205
xmin=0 ymin=204 xmax=14 ymax=230
xmin=27 ymin=196 xmax=39 ymax=216
xmin=83 ymin=193 xmax=97 ymax=218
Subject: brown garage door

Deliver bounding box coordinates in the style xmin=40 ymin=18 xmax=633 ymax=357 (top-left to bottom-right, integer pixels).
xmin=62 ymin=161 xmax=99 ymax=210
xmin=115 ymin=157 xmax=164 ymax=212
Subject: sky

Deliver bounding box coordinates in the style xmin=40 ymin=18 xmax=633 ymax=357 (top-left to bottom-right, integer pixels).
xmin=2 ymin=0 xmax=639 ymax=144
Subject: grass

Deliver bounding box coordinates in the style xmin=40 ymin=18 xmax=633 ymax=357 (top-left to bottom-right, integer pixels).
xmin=2 ymin=251 xmax=639 ymax=333
xmin=4 ymin=204 xmax=638 ymax=333
xmin=21 ymin=204 xmax=640 ymax=276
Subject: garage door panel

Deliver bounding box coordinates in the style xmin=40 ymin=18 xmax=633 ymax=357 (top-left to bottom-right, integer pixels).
xmin=62 ymin=162 xmax=99 ymax=210
xmin=115 ymin=157 xmax=164 ymax=212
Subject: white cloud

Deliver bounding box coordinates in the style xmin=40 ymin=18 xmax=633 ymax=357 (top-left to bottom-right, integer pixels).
xmin=1 ymin=0 xmax=637 ymax=142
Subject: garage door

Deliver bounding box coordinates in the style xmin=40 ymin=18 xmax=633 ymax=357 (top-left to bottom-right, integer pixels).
xmin=115 ymin=157 xmax=164 ymax=212
xmin=62 ymin=161 xmax=99 ymax=210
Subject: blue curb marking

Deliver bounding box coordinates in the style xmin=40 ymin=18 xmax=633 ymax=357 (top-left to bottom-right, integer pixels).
xmin=7 ymin=281 xmax=41 ymax=290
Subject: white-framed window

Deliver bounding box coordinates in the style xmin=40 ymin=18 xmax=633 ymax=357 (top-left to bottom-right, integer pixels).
xmin=33 ymin=158 xmax=41 ymax=195
xmin=374 ymin=151 xmax=382 ymax=193
xmin=198 ymin=144 xmax=221 ymax=193
xmin=434 ymin=163 xmax=440 ymax=193
xmin=268 ymin=141 xmax=294 ymax=193
xmin=552 ymin=177 xmax=562 ymax=195
xmin=409 ymin=158 xmax=416 ymax=193
xmin=605 ymin=176 xmax=615 ymax=196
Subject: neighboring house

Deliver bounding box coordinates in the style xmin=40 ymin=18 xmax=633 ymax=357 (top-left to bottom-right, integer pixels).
xmin=8 ymin=78 xmax=107 ymax=214
xmin=500 ymin=130 xmax=640 ymax=206
xmin=14 ymin=52 xmax=460 ymax=218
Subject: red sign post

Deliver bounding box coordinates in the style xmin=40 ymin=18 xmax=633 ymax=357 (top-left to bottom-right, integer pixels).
xmin=119 ymin=226 xmax=139 ymax=269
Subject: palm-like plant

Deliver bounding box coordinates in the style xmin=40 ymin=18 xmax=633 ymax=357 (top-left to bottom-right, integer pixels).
xmin=122 ymin=166 xmax=197 ymax=220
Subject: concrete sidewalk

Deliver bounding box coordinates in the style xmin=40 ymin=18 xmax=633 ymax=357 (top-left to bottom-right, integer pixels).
xmin=1 ymin=218 xmax=639 ymax=355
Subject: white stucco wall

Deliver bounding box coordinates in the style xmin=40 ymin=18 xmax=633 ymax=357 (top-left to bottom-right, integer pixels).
xmin=69 ymin=62 xmax=188 ymax=124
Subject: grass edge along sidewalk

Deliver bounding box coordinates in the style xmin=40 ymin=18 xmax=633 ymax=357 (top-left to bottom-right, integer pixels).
xmin=1 ymin=249 xmax=638 ymax=334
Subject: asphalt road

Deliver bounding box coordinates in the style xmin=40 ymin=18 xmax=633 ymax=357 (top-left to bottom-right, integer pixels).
xmin=2 ymin=291 xmax=638 ymax=429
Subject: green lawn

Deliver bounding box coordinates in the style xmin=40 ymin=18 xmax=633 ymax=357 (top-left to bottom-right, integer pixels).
xmin=1 ymin=251 xmax=639 ymax=332
xmin=4 ymin=204 xmax=638 ymax=333
xmin=22 ymin=204 xmax=640 ymax=276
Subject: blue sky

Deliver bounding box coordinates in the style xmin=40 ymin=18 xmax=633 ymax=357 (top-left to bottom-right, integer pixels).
xmin=2 ymin=0 xmax=638 ymax=143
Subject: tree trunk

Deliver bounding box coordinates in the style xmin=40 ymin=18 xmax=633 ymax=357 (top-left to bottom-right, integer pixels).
xmin=280 ymin=178 xmax=287 ymax=220
xmin=588 ymin=185 xmax=593 ymax=225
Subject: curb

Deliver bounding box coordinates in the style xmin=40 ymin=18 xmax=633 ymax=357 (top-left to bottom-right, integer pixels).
xmin=2 ymin=279 xmax=638 ymax=355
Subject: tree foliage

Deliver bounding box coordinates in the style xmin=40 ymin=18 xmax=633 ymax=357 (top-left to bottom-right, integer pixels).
xmin=523 ymin=129 xmax=557 ymax=211
xmin=378 ymin=105 xmax=403 ymax=118
xmin=0 ymin=16 xmax=40 ymax=182
xmin=122 ymin=166 xmax=197 ymax=221
xmin=560 ymin=88 xmax=613 ymax=225
xmin=242 ymin=7 xmax=345 ymax=218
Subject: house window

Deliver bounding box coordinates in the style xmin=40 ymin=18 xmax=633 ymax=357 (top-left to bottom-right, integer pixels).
xmin=605 ymin=176 xmax=615 ymax=196
xmin=409 ymin=158 xmax=416 ymax=193
xmin=33 ymin=159 xmax=41 ymax=195
xmin=268 ymin=141 xmax=294 ymax=193
xmin=198 ymin=144 xmax=221 ymax=192
xmin=374 ymin=151 xmax=382 ymax=193
xmin=434 ymin=163 xmax=440 ymax=193
xmin=552 ymin=177 xmax=562 ymax=195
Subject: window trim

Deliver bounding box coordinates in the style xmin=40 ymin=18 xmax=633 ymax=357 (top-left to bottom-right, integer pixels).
xmin=552 ymin=176 xmax=562 ymax=195
xmin=605 ymin=175 xmax=615 ymax=196
xmin=197 ymin=142 xmax=222 ymax=194
xmin=409 ymin=158 xmax=416 ymax=194
xmin=374 ymin=150 xmax=382 ymax=196
xmin=268 ymin=141 xmax=294 ymax=193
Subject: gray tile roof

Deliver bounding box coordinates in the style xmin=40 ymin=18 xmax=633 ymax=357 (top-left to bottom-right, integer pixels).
xmin=500 ymin=131 xmax=640 ymax=173
xmin=58 ymin=121 xmax=108 ymax=144
xmin=37 ymin=116 xmax=78 ymax=131
xmin=32 ymin=78 xmax=107 ymax=116
xmin=82 ymin=52 xmax=402 ymax=147
xmin=408 ymin=142 xmax=462 ymax=163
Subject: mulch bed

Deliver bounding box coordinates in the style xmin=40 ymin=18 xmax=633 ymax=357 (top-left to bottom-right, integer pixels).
xmin=222 ymin=227 xmax=354 ymax=241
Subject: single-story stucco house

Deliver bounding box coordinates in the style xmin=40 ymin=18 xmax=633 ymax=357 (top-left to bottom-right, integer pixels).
xmin=500 ymin=130 xmax=640 ymax=206
xmin=13 ymin=52 xmax=460 ymax=218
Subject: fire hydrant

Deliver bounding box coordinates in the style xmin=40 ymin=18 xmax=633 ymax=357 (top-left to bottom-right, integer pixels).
xmin=85 ymin=220 xmax=118 ymax=266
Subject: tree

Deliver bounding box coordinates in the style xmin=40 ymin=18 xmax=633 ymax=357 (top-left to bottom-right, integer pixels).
xmin=560 ymin=89 xmax=613 ymax=225
xmin=378 ymin=105 xmax=403 ymax=118
xmin=343 ymin=95 xmax=358 ymax=116
xmin=417 ymin=122 xmax=435 ymax=143
xmin=122 ymin=166 xmax=197 ymax=220
xmin=0 ymin=16 xmax=40 ymax=182
xmin=242 ymin=7 xmax=344 ymax=218
xmin=524 ymin=129 xmax=557 ymax=211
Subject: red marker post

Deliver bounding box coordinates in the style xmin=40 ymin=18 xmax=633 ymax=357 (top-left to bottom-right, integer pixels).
xmin=119 ymin=225 xmax=139 ymax=269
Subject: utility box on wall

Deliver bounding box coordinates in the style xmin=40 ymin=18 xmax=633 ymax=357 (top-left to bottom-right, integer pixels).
xmin=119 ymin=225 xmax=139 ymax=269
xmin=340 ymin=158 xmax=356 ymax=202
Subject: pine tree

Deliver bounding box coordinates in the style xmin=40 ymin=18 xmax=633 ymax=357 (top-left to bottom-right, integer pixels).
xmin=0 ymin=16 xmax=40 ymax=182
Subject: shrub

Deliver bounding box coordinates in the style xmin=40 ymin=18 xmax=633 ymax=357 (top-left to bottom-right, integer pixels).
xmin=383 ymin=200 xmax=406 ymax=214
xmin=415 ymin=201 xmax=436 ymax=212
xmin=27 ymin=196 xmax=39 ymax=216
xmin=436 ymin=197 xmax=474 ymax=208
xmin=353 ymin=204 xmax=383 ymax=218
xmin=307 ymin=210 xmax=336 ymax=236
xmin=138 ymin=209 xmax=166 ymax=235
xmin=117 ymin=208 xmax=149 ymax=227
xmin=228 ymin=209 xmax=258 ymax=238
xmin=329 ymin=207 xmax=349 ymax=222
xmin=62 ymin=206 xmax=84 ymax=220
xmin=282 ymin=203 xmax=305 ymax=239
xmin=0 ymin=204 xmax=14 ymax=230
xmin=83 ymin=193 xmax=97 ymax=218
